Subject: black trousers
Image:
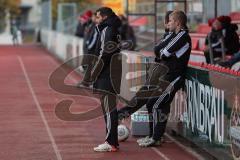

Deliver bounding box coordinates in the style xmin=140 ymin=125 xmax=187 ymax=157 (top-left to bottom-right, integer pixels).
xmin=118 ymin=63 xmax=183 ymax=140
xmin=150 ymin=76 xmax=182 ymax=140
xmin=81 ymin=54 xmax=97 ymax=84
xmin=100 ymin=94 xmax=119 ymax=147
xmin=204 ymin=50 xmax=222 ymax=64
xmin=118 ymin=62 xmax=173 ymax=118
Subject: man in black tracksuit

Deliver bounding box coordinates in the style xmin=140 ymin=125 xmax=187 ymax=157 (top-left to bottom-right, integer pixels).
xmin=118 ymin=10 xmax=191 ymax=147
xmin=92 ymin=7 xmax=122 ymax=152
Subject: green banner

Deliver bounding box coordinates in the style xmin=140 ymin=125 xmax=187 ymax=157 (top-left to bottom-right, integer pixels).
xmin=169 ymin=66 xmax=240 ymax=160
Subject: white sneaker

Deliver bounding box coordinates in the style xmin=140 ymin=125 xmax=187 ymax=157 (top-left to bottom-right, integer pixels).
xmin=137 ymin=136 xmax=150 ymax=144
xmin=93 ymin=142 xmax=118 ymax=152
xmin=138 ymin=138 xmax=162 ymax=147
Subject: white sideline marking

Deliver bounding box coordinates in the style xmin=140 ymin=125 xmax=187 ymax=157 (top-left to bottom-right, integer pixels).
xmin=151 ymin=147 xmax=171 ymax=160
xmin=165 ymin=133 xmax=205 ymax=160
xmin=18 ymin=56 xmax=63 ymax=160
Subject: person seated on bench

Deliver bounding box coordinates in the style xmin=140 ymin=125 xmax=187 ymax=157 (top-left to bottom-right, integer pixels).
xmin=204 ymin=16 xmax=240 ymax=64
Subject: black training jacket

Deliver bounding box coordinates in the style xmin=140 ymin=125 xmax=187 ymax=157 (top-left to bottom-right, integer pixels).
xmin=92 ymin=14 xmax=122 ymax=94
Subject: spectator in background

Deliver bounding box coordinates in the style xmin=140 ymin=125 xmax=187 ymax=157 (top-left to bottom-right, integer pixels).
xmin=75 ymin=10 xmax=92 ymax=38
xmin=77 ymin=12 xmax=99 ymax=87
xmin=84 ymin=12 xmax=98 ymax=55
xmin=10 ymin=20 xmax=19 ymax=45
xmin=204 ymin=16 xmax=240 ymax=64
xmin=118 ymin=15 xmax=136 ymax=50
xmin=218 ymin=17 xmax=240 ymax=68
xmin=220 ymin=16 xmax=240 ymax=58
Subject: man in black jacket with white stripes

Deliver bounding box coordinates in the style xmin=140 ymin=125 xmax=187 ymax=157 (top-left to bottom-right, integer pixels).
xmin=92 ymin=7 xmax=122 ymax=152
xmin=118 ymin=10 xmax=192 ymax=147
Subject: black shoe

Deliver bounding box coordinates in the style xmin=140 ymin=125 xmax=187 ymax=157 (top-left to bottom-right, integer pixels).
xmin=218 ymin=61 xmax=231 ymax=68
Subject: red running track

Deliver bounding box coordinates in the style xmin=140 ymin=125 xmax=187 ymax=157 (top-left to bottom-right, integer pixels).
xmin=0 ymin=45 xmax=201 ymax=160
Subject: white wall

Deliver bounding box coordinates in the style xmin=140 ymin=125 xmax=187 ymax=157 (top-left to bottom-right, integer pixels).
xmin=231 ymin=0 xmax=240 ymax=12
xmin=40 ymin=29 xmax=83 ymax=61
xmin=21 ymin=0 xmax=41 ymax=28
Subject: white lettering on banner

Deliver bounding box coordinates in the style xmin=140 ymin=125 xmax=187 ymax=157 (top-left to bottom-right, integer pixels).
xmin=171 ymin=90 xmax=187 ymax=122
xmin=184 ymin=79 xmax=225 ymax=144
xmin=199 ymin=83 xmax=205 ymax=133
xmin=230 ymin=95 xmax=240 ymax=159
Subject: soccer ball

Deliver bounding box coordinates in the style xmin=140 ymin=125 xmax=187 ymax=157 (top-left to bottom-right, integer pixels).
xmin=118 ymin=124 xmax=130 ymax=142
